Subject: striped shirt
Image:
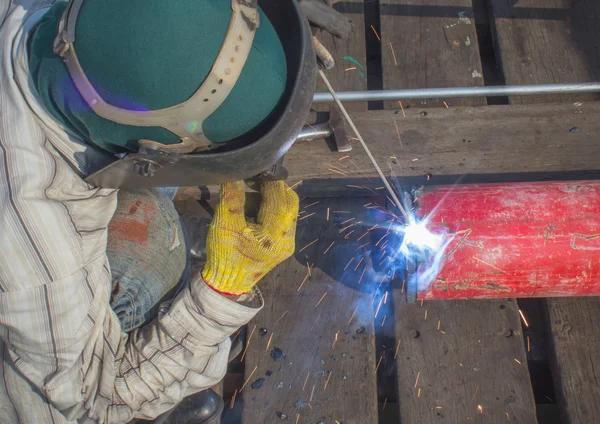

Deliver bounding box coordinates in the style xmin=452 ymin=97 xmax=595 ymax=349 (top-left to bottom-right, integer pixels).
xmin=0 ymin=2 xmax=261 ymax=423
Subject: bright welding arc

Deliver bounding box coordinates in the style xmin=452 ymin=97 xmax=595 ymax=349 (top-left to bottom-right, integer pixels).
xmin=318 ymin=70 xmax=410 ymax=222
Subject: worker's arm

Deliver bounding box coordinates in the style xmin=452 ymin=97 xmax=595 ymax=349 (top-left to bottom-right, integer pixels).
xmin=0 ymin=139 xmax=297 ymax=423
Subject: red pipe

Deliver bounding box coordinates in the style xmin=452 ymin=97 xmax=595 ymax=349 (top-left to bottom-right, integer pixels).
xmin=415 ymin=180 xmax=600 ymax=299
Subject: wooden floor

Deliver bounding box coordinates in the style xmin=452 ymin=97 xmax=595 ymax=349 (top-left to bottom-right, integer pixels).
xmin=179 ymin=1 xmax=600 ymax=423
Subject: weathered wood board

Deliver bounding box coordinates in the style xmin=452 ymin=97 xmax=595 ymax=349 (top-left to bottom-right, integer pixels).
xmin=489 ymin=0 xmax=600 ymax=104
xmin=394 ymin=297 xmax=537 ymax=423
xmin=544 ymin=297 xmax=600 ymax=424
xmin=380 ymin=0 xmax=486 ymax=108
xmin=176 ymin=102 xmax=600 ymax=200
xmin=314 ymin=0 xmax=368 ymax=112
xmin=239 ymin=198 xmax=378 ymax=424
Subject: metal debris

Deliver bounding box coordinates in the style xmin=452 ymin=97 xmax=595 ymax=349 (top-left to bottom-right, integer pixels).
xmin=266 ymin=370 xmax=273 ymax=376
xmin=356 ymin=326 xmax=366 ymax=334
xmin=260 ymin=327 xmax=268 ymax=336
xmin=570 ymin=127 xmax=581 ymax=133
xmin=341 ymin=353 xmax=347 ymax=357
xmin=277 ymin=412 xmax=289 ymax=420
xmin=331 ymin=355 xmax=338 ymax=361
xmin=294 ymin=400 xmax=308 ymax=409
xmin=271 ymin=347 xmax=286 ymax=360
xmin=251 ymin=378 xmax=266 ymax=389
xmin=410 ymin=329 xmax=420 ymax=339
xmin=274 ymin=381 xmax=284 ymax=389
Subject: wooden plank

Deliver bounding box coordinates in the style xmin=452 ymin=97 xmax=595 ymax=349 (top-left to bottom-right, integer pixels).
xmin=544 ymin=298 xmax=600 ymax=424
xmin=177 ymin=102 xmax=600 ymax=199
xmin=489 ymin=0 xmax=600 ymax=104
xmin=240 ymin=197 xmax=378 ymax=423
xmin=394 ymin=297 xmax=537 ymax=423
xmin=380 ymin=0 xmax=486 ymax=108
xmin=314 ymin=0 xmax=368 ymax=112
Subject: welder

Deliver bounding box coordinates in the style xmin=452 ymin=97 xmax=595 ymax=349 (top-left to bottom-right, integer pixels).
xmin=0 ymin=0 xmax=349 ymax=422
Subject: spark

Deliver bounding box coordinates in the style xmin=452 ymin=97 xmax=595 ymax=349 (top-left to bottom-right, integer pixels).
xmin=332 ymin=210 xmax=351 ymax=214
xmin=341 ymin=217 xmax=355 ymax=225
xmin=375 ymin=233 xmax=388 ymax=246
xmin=398 ymin=100 xmax=406 ymax=118
xmin=339 ymin=223 xmax=356 ymax=233
xmin=375 ymin=296 xmax=384 ymax=318
xmin=401 ymin=280 xmax=405 ymax=292
xmin=324 ymin=241 xmax=335 ymax=254
xmin=298 ymin=212 xmax=316 ymax=221
xmin=354 ymin=256 xmax=364 ymax=271
xmin=304 ymin=201 xmax=319 ymax=209
xmin=383 ymin=398 xmax=388 ymax=410
xmin=376 ymin=355 xmax=383 ymax=372
xmin=514 ymin=358 xmax=522 ymax=365
xmin=418 ymin=388 xmax=421 ymax=397
xmin=421 ymin=299 xmax=424 ymax=307
xmin=347 ymin=184 xmax=364 ymax=189
xmin=344 ymin=230 xmax=355 ymax=239
xmin=274 ymin=310 xmax=288 ymax=326
xmin=265 ymin=333 xmax=273 ymax=353
xmin=230 ymin=389 xmax=238 ymax=409
xmin=424 ymin=309 xmax=428 ymax=320
xmin=315 ymin=291 xmax=328 ymax=307
xmin=295 ymin=414 xmax=300 ymax=424
xmin=344 ymin=257 xmax=354 ymax=270
xmin=348 ymin=305 xmax=360 ymax=324
xmin=388 ymin=42 xmax=398 ymax=66
xmin=240 ymin=325 xmax=256 ymax=362
xmin=332 ymin=331 xmax=339 ymax=349
xmin=310 ymin=312 xmax=322 ymax=331
xmin=381 ymin=315 xmax=387 ymax=327
xmin=302 ymin=371 xmax=310 ymax=391
xmin=394 ymin=340 xmax=401 ymax=359
xmin=443 ymin=101 xmax=449 ymax=108
xmin=394 ymin=121 xmax=403 ymax=147
xmin=386 ymin=195 xmax=397 ymax=208
xmin=327 ymin=207 xmax=330 ymax=221
xmin=324 ymin=371 xmax=333 ymax=390
xmin=357 ymin=231 xmax=370 ymax=241
xmin=344 ymin=67 xmax=356 ymax=72
xmin=438 ymin=320 xmax=441 ymax=330
xmin=307 ymin=261 xmax=313 ymax=276
xmin=371 ymin=24 xmax=381 ymax=41
xmin=527 ymin=336 xmax=531 ymax=352
xmin=473 ymin=256 xmax=507 ymax=273
xmin=384 ymin=291 xmax=388 ymax=304
xmin=471 ymin=386 xmax=479 ymax=402
xmin=297 ymin=270 xmax=311 ymax=291
xmin=329 ymin=168 xmax=347 ymax=176
xmin=240 ymin=366 xmax=258 ymax=391
xmin=339 ymin=155 xmax=350 ymax=160
xmin=519 ymin=309 xmax=529 ymax=327
xmin=288 ymin=180 xmax=303 ymax=191
xmin=310 ymin=384 xmax=316 ymax=402
xmin=414 ymin=371 xmax=421 ymax=388
xmin=477 ymin=405 xmax=483 ymax=414
xmin=506 ymin=412 xmax=510 ymax=420
xmin=299 ymin=238 xmax=319 ymax=252
xmin=358 ymin=268 xmax=367 ymax=284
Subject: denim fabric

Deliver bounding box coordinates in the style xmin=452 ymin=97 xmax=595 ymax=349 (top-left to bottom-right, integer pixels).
xmin=107 ymin=189 xmax=190 ymax=332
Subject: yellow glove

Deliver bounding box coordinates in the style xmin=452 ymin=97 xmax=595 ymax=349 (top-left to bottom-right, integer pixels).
xmin=201 ymin=180 xmax=299 ymax=295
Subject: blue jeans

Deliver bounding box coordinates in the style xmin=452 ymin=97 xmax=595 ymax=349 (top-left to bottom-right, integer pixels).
xmin=106 ymin=188 xmax=190 ymax=332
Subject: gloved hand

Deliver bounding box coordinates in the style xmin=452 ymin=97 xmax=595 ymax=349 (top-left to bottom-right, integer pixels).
xmin=299 ymin=0 xmax=353 ymax=69
xmin=201 ymin=181 xmax=299 ymax=295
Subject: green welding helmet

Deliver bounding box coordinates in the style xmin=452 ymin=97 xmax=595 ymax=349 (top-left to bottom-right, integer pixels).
xmin=52 ymin=0 xmax=315 ymax=188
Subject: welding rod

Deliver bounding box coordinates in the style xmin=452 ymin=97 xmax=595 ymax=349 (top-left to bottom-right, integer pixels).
xmin=312 ymin=82 xmax=600 ymax=103
xmin=318 ymin=70 xmax=410 ymax=221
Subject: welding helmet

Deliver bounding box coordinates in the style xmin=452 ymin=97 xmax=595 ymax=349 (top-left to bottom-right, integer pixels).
xmin=48 ymin=0 xmax=315 ymax=188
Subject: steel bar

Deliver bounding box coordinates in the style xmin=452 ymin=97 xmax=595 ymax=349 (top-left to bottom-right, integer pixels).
xmin=312 ymin=82 xmax=600 ymax=103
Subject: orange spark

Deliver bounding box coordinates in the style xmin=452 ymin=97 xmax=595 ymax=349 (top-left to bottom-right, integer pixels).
xmin=230 ymin=389 xmax=238 ymax=409
xmin=240 ymin=325 xmax=256 ymax=362
xmin=298 ymin=212 xmax=316 ymax=221
xmin=310 ymin=384 xmax=316 ymax=402
xmin=274 ymin=310 xmax=288 ymax=325
xmin=388 ymin=42 xmax=398 ymax=66
xmin=304 ymin=201 xmax=319 ymax=209
xmin=240 ymin=365 xmax=258 ymax=391
xmin=519 ymin=309 xmax=529 ymax=327
xmin=315 ymin=291 xmax=328 ymax=308
xmin=424 ymin=309 xmax=428 ymax=320
xmin=375 ymin=296 xmax=384 ymax=318
xmin=371 ymin=24 xmax=381 ymax=41
xmin=514 ymin=358 xmax=522 ymax=365
xmin=324 ymin=371 xmax=333 ymax=390
xmin=341 ymin=217 xmax=355 ymax=225
xmin=288 ymin=180 xmax=303 ymax=191
xmin=332 ymin=331 xmax=339 ymax=349
xmin=443 ymin=101 xmax=449 ymax=108
xmin=344 ymin=257 xmax=354 ymax=270
xmin=299 ymin=238 xmax=319 ymax=252
xmin=394 ymin=121 xmax=403 ymax=147
xmin=398 ymin=100 xmax=406 ymax=118
xmin=527 ymin=336 xmax=531 ymax=352
xmin=358 ymin=268 xmax=367 ymax=285
xmin=326 ymin=207 xmax=330 ymax=221
xmin=477 ymin=405 xmax=483 ymax=414
xmin=339 ymin=155 xmax=350 ymax=160
xmin=344 ymin=67 xmax=357 ymax=72
xmin=381 ymin=315 xmax=387 ymax=327
xmin=297 ymin=272 xmax=310 ymax=292
xmin=394 ymin=340 xmax=401 ymax=359
xmin=348 ymin=305 xmax=360 ymax=324
xmin=329 ymin=168 xmax=347 ymax=176
xmin=344 ymin=230 xmax=355 ymax=239
xmin=302 ymin=371 xmax=310 ymax=391
xmin=296 ymin=414 xmax=300 ymax=424
xmin=265 ymin=333 xmax=274 ymax=353
xmin=310 ymin=312 xmax=322 ymax=331
xmin=324 ymin=241 xmax=335 ymax=254
xmin=414 ymin=371 xmax=420 ymax=388
xmin=376 ymin=355 xmax=383 ymax=372
xmin=354 ymin=256 xmax=364 ymax=271
xmin=418 ymin=388 xmax=421 ymax=397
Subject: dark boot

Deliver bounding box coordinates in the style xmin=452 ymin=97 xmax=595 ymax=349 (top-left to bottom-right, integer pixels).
xmin=150 ymin=389 xmax=224 ymax=424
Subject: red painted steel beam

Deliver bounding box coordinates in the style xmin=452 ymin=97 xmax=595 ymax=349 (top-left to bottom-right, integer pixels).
xmin=415 ymin=180 xmax=600 ymax=299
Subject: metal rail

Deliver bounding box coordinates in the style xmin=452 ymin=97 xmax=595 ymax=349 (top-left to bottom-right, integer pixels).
xmin=312 ymin=82 xmax=600 ymax=103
